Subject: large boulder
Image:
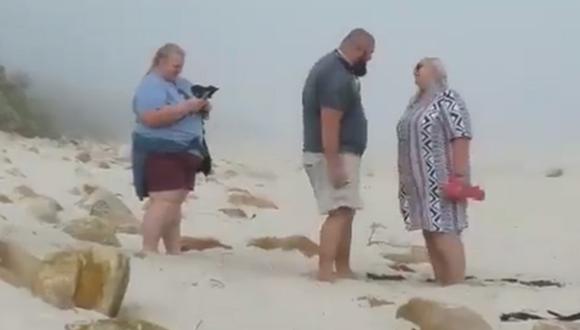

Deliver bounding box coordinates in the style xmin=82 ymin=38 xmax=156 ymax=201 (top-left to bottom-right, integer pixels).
xmin=0 ymin=240 xmax=130 ymax=317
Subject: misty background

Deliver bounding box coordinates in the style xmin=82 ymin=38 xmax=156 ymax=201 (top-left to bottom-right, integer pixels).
xmin=0 ymin=0 xmax=578 ymax=167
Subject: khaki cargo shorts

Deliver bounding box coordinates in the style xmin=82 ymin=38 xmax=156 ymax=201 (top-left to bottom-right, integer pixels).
xmin=303 ymin=152 xmax=363 ymax=215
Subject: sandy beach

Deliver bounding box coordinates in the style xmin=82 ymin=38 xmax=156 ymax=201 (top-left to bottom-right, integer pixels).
xmin=0 ymin=131 xmax=578 ymax=330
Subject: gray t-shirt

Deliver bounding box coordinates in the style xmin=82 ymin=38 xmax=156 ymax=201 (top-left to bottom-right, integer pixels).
xmin=302 ymin=50 xmax=368 ymax=156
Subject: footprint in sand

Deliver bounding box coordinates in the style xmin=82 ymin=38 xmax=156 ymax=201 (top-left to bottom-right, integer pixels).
xmin=6 ymin=168 xmax=26 ymax=178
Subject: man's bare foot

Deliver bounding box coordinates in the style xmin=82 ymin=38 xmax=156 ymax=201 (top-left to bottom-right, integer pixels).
xmin=317 ymin=270 xmax=338 ymax=283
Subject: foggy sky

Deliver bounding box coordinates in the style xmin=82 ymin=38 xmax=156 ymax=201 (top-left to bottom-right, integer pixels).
xmin=1 ymin=0 xmax=578 ymax=161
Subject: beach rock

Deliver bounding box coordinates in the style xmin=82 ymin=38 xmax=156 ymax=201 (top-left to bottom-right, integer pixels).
xmin=63 ymin=216 xmax=121 ymax=247
xmin=180 ymin=236 xmax=232 ymax=252
xmin=247 ymin=235 xmax=319 ymax=258
xmin=219 ymin=208 xmax=248 ymax=219
xmin=0 ymin=241 xmax=130 ymax=317
xmin=76 ymin=151 xmax=92 ymax=163
xmin=546 ymin=168 xmax=564 ymax=178
xmin=228 ymin=190 xmax=278 ymax=210
xmin=396 ymin=297 xmax=492 ymax=330
xmin=13 ymin=185 xmax=63 ymax=224
xmin=98 ymin=161 xmax=111 ymax=169
xmin=533 ymin=322 xmax=580 ymax=330
xmin=13 ymin=185 xmax=37 ymax=198
xmin=78 ymin=185 xmax=140 ymax=235
xmin=0 ymin=194 xmax=12 ymax=203
xmin=66 ymin=319 xmax=169 ymax=330
xmin=383 ymin=246 xmax=429 ymax=264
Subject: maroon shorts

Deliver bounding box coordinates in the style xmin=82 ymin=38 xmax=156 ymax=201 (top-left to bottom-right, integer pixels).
xmin=145 ymin=152 xmax=203 ymax=192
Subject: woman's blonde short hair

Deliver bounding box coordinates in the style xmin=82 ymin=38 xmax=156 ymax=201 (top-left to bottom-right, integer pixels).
xmin=148 ymin=43 xmax=185 ymax=72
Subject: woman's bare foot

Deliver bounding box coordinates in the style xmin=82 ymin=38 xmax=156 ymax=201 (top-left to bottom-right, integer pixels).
xmin=317 ymin=270 xmax=338 ymax=283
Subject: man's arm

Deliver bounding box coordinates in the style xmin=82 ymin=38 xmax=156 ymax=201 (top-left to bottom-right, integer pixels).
xmin=321 ymin=107 xmax=343 ymax=164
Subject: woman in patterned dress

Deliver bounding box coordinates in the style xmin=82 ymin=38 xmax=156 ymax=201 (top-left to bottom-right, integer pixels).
xmin=397 ymin=57 xmax=473 ymax=285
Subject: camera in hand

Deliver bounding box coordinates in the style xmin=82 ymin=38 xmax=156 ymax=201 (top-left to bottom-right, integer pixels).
xmin=191 ymin=85 xmax=218 ymax=118
xmin=191 ymin=85 xmax=219 ymax=100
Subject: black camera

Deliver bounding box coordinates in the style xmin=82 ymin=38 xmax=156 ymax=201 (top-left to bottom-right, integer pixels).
xmin=190 ymin=85 xmax=219 ymax=100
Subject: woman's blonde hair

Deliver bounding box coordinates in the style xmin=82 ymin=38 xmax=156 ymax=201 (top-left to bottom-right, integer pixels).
xmin=148 ymin=43 xmax=185 ymax=73
xmin=417 ymin=57 xmax=448 ymax=89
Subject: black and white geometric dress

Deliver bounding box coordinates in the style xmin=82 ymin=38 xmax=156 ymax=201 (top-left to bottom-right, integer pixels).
xmin=396 ymin=89 xmax=473 ymax=233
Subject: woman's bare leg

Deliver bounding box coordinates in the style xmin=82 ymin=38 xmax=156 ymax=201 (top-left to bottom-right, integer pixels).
xmin=162 ymin=190 xmax=188 ymax=255
xmin=428 ymin=232 xmax=466 ymax=286
xmin=142 ymin=190 xmax=186 ymax=254
xmin=423 ymin=231 xmax=445 ymax=282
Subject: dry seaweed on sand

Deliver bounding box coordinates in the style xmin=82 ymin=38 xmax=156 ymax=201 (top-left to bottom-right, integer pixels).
xmin=357 ymin=295 xmax=394 ymax=308
xmin=366 ymin=273 xmax=406 ymax=281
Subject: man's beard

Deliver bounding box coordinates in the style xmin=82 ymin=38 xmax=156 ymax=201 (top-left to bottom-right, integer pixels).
xmin=352 ymin=60 xmax=368 ymax=77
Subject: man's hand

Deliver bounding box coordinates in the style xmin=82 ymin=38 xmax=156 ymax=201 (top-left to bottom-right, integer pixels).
xmin=327 ymin=157 xmax=349 ymax=189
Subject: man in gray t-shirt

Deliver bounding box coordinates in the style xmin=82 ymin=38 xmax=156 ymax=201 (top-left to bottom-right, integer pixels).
xmin=301 ymin=28 xmax=375 ymax=282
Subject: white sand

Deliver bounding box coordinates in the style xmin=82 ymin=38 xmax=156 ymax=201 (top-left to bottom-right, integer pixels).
xmin=0 ymin=131 xmax=578 ymax=330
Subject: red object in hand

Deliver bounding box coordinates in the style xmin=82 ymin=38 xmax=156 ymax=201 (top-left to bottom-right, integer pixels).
xmin=442 ymin=177 xmax=485 ymax=201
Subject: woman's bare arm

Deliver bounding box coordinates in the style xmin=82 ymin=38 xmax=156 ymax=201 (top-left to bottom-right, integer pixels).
xmin=451 ymin=138 xmax=470 ymax=177
xmin=140 ymin=99 xmax=207 ymax=128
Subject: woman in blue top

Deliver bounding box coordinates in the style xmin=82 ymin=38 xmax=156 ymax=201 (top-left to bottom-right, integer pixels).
xmin=132 ymin=43 xmax=211 ymax=254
